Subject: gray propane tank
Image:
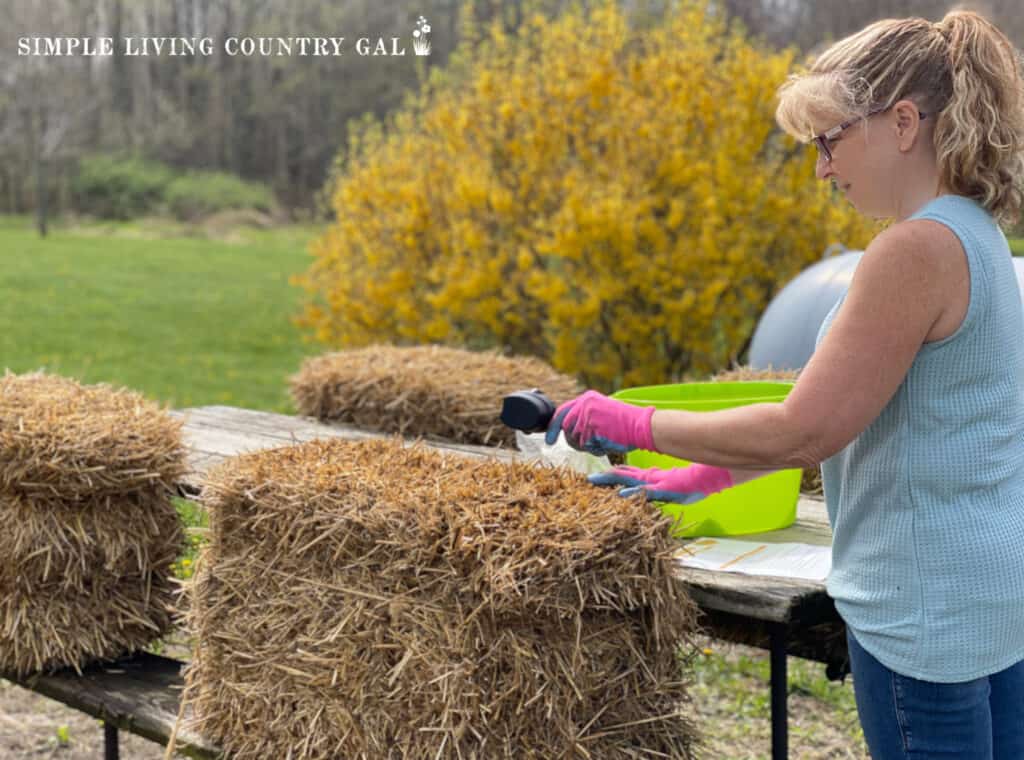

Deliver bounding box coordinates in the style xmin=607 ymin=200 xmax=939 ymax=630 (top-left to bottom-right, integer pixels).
xmin=748 ymin=247 xmax=862 ymax=371
xmin=749 ymin=245 xmax=1024 ymax=371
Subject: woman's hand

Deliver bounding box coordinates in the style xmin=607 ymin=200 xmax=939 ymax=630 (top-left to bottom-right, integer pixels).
xmin=588 ymin=463 xmax=734 ymax=504
xmin=544 ymin=390 xmax=656 ymax=456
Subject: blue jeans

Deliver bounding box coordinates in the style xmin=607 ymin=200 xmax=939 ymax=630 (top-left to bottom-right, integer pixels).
xmin=846 ymin=627 xmax=1024 ymax=759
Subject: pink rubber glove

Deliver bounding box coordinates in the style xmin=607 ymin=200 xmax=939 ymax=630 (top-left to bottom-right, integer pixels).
xmin=588 ymin=464 xmax=734 ymax=504
xmin=544 ymin=390 xmax=656 ymax=455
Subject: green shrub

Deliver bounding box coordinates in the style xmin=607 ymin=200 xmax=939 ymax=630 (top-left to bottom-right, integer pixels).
xmin=164 ymin=171 xmax=276 ymax=221
xmin=71 ymin=156 xmax=276 ymax=222
xmin=71 ymin=155 xmax=176 ymax=220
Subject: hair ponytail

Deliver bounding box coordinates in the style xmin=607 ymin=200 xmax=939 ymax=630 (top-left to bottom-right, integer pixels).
xmin=776 ymin=9 xmax=1024 ymax=227
xmin=933 ymin=10 xmax=1024 ymax=226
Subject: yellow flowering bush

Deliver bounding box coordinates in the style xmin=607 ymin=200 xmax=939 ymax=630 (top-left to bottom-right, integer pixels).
xmin=294 ymin=0 xmax=878 ymax=390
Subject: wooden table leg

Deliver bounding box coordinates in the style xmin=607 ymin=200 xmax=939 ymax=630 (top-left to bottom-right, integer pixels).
xmin=769 ymin=622 xmax=788 ymax=760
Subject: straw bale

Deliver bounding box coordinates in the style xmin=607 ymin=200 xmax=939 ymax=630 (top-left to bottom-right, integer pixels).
xmin=0 ymin=567 xmax=179 ymax=675
xmin=288 ymin=345 xmax=584 ymax=448
xmin=709 ymin=364 xmax=822 ymax=496
xmin=0 ymin=371 xmax=187 ymax=676
xmin=0 ymin=490 xmax=182 ymax=675
xmin=0 ymin=371 xmax=188 ymax=500
xmin=708 ymin=364 xmax=800 ymax=384
xmin=799 ymin=466 xmax=824 ymax=496
xmin=0 ymin=489 xmax=182 ymax=591
xmin=186 ymin=437 xmax=702 ymax=759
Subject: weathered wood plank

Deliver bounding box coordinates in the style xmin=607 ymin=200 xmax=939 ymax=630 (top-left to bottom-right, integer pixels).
xmin=174 ymin=406 xmax=518 ymax=460
xmin=677 ymin=567 xmax=822 ymax=623
xmin=169 ymin=406 xmax=518 ymax=494
xmin=2 ymin=653 xmax=221 ymax=759
xmin=673 ymin=497 xmax=831 ymax=621
xmin=171 ymin=406 xmax=838 ymax=628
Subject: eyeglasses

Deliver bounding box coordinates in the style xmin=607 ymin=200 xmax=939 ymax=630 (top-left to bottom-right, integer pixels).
xmin=812 ymin=106 xmax=929 ymax=163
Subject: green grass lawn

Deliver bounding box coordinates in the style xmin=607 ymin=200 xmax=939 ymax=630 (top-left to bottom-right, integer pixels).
xmin=0 ymin=214 xmax=325 ymax=412
xmin=3 ymin=213 xmax=1021 ymax=414
xmin=1011 ymin=237 xmax=1024 ymax=256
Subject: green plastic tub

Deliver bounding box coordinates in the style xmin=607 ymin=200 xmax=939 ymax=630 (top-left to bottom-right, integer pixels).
xmin=610 ymin=381 xmax=801 ymax=538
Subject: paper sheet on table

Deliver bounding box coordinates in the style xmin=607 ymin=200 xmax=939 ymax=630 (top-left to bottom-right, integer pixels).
xmin=676 ymin=538 xmax=832 ymax=581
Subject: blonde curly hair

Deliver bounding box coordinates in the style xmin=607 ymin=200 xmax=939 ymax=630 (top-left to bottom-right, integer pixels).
xmin=775 ymin=9 xmax=1024 ymax=227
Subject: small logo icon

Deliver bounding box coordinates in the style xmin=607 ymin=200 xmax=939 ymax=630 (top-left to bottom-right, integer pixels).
xmin=413 ymin=16 xmax=431 ymax=55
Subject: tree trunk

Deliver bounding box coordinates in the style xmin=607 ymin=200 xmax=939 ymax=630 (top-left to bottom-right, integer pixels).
xmin=110 ymin=0 xmax=133 ymax=145
xmin=34 ymin=107 xmax=49 ymax=238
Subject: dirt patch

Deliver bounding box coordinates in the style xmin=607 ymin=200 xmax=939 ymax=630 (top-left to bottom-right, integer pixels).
xmin=0 ymin=678 xmax=182 ymax=759
xmin=59 ymin=210 xmax=284 ymax=244
xmin=199 ymin=208 xmax=277 ymax=235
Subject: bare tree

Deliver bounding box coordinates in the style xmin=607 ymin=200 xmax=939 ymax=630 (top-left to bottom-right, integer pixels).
xmin=717 ymin=0 xmax=1023 ymax=52
xmin=2 ymin=0 xmax=98 ymax=234
xmin=1 ymin=0 xmax=1020 ymax=223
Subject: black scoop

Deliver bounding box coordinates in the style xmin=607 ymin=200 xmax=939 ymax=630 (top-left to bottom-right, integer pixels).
xmin=500 ymin=389 xmax=556 ymax=433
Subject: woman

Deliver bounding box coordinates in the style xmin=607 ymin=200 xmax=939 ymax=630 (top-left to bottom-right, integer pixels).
xmin=546 ymin=10 xmax=1024 ymax=759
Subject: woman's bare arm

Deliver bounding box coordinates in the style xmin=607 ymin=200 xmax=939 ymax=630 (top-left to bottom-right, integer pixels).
xmin=650 ymin=219 xmax=958 ymax=470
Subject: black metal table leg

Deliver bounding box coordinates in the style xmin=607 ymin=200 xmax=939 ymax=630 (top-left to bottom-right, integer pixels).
xmin=104 ymin=722 xmax=119 ymax=760
xmin=769 ymin=622 xmax=788 ymax=760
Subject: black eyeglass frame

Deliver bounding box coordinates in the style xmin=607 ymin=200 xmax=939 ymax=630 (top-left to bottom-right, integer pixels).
xmin=813 ymin=106 xmax=929 ymax=163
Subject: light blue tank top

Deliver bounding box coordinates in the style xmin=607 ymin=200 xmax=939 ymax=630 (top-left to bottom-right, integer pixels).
xmin=814 ymin=195 xmax=1024 ymax=682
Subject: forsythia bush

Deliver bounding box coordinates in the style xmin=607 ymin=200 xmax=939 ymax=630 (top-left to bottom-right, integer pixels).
xmin=293 ymin=0 xmax=879 ymax=390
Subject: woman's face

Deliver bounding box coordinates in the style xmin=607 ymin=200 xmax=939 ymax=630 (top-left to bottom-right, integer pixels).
xmin=811 ymin=100 xmax=934 ymax=220
xmin=813 ymin=110 xmax=897 ymax=218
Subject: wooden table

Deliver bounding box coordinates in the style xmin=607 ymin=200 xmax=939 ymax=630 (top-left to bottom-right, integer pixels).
xmin=5 ymin=405 xmax=844 ymax=760
xmin=2 ymin=652 xmax=218 ymax=760
xmin=677 ymin=501 xmax=842 ymax=760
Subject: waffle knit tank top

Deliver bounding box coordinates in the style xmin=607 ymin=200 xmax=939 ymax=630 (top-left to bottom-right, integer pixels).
xmin=814 ymin=194 xmax=1024 ymax=682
